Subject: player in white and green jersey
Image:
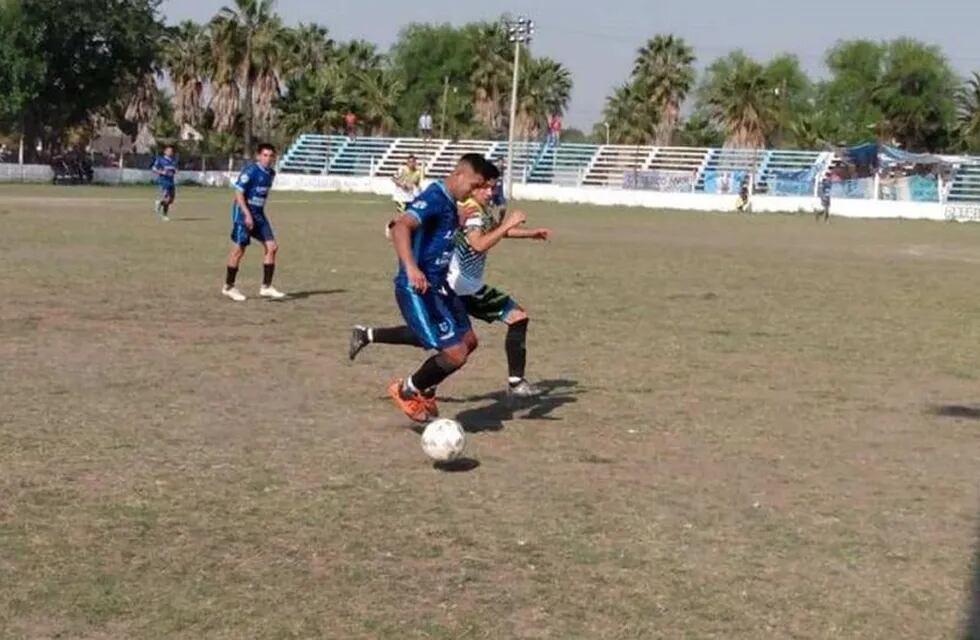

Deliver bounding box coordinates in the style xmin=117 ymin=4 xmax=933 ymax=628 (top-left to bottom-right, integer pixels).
xmin=352 ymin=179 xmax=552 ymax=400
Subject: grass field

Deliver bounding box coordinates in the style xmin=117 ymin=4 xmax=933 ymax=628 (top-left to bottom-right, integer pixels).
xmin=2 ymin=184 xmax=980 ymax=639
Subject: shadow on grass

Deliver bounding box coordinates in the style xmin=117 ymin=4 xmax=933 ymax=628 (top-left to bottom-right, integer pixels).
xmin=279 ymin=289 xmax=348 ymax=301
xmin=171 ymin=217 xmax=209 ymax=222
xmin=446 ymin=378 xmax=583 ymax=433
xmin=929 ymin=405 xmax=980 ymax=420
xmin=433 ymin=458 xmax=480 ymax=473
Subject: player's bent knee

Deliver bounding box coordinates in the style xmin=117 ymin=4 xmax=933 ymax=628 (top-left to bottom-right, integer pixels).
xmin=505 ymin=308 xmax=528 ymax=324
xmin=441 ymin=344 xmax=470 ymax=368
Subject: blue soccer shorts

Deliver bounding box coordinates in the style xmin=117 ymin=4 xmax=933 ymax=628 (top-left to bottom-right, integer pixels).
xmin=395 ymin=284 xmax=472 ymax=350
xmin=230 ymin=212 xmax=275 ymax=247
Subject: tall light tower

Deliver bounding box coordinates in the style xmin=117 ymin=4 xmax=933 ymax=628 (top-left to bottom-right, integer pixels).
xmin=504 ymin=16 xmax=534 ymax=199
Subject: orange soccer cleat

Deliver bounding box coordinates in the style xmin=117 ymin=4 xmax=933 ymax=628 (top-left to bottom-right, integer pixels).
xmin=388 ymin=379 xmax=429 ymax=423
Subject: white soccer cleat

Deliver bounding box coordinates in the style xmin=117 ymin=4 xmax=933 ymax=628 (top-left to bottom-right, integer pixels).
xmin=259 ymin=285 xmax=287 ymax=299
xmin=222 ymin=286 xmax=247 ymax=302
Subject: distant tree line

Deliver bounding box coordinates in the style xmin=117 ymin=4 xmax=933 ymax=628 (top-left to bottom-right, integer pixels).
xmin=1 ymin=0 xmax=979 ymax=155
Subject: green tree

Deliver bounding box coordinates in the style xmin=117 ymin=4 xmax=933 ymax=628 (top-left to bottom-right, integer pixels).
xmin=212 ymin=0 xmax=280 ymax=154
xmin=632 ymin=35 xmax=696 ymax=145
xmin=467 ymin=22 xmax=511 ymax=133
xmin=163 ymin=21 xmax=210 ymax=130
xmin=957 ymin=72 xmax=980 ymax=152
xmin=597 ymin=82 xmax=657 ymax=145
xmin=871 ymin=38 xmax=956 ymax=151
xmin=389 ymin=23 xmax=477 ymax=135
xmin=677 ymin=112 xmax=724 ymax=147
xmin=0 ymin=0 xmax=44 ymax=135
xmin=815 ymin=40 xmax=886 ymax=145
xmin=276 ymin=67 xmax=345 ymax=137
xmin=284 ymin=23 xmax=334 ymax=80
xmin=354 ymin=68 xmax=404 ymax=136
xmin=517 ymin=57 xmax=573 ymax=138
xmin=9 ymin=0 xmax=163 ymax=148
xmin=764 ymin=54 xmax=813 ymax=147
xmin=697 ymin=51 xmax=779 ymax=148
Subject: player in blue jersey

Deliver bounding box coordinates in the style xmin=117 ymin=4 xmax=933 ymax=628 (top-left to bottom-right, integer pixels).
xmin=350 ymin=175 xmax=551 ymax=401
xmin=818 ymin=174 xmax=832 ymax=223
xmin=222 ymin=143 xmax=286 ymax=302
xmin=382 ymin=154 xmax=492 ymax=422
xmin=152 ymin=145 xmax=178 ymax=221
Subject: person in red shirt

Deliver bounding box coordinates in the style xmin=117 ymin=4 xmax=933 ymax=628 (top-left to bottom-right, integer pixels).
xmin=344 ymin=111 xmax=358 ymax=139
xmin=548 ymin=114 xmax=562 ymax=146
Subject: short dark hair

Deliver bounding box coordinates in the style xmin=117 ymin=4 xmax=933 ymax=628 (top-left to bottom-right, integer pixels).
xmin=162 ymin=144 xmax=175 ymax=152
xmin=256 ymin=143 xmax=277 ymax=154
xmin=479 ymin=160 xmax=500 ymax=181
xmin=458 ymin=153 xmax=485 ymax=172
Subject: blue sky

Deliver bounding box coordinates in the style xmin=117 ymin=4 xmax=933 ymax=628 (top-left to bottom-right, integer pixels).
xmin=162 ymin=0 xmax=980 ymax=129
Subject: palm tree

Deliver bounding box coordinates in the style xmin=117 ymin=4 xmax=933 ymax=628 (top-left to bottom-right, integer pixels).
xmin=163 ymin=21 xmax=209 ymax=130
xmin=208 ymin=13 xmax=244 ymax=135
xmin=957 ymin=72 xmax=980 ymax=151
xmin=277 ymin=67 xmax=344 ymax=137
xmin=517 ymin=57 xmax=572 ymax=139
xmin=336 ymin=39 xmax=382 ymax=73
xmin=248 ymin=14 xmax=288 ymax=140
xmin=600 ymin=82 xmax=657 ymax=145
xmin=284 ymin=23 xmax=334 ymax=80
xmin=212 ymin=0 xmax=279 ymax=155
xmin=633 ymin=35 xmax=696 ymax=145
xmin=355 ymin=69 xmax=404 ymax=136
xmin=701 ymin=53 xmax=778 ymax=148
xmin=124 ymin=73 xmax=159 ymax=146
xmin=469 ymin=23 xmax=511 ymax=132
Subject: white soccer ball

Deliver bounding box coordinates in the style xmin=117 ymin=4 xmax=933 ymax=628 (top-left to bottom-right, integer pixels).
xmin=420 ymin=418 xmax=466 ymax=462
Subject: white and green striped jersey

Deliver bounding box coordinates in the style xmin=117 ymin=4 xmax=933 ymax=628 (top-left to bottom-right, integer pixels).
xmin=447 ymin=199 xmax=499 ymax=295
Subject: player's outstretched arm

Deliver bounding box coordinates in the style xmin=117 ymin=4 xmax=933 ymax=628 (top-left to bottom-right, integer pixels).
xmin=505 ymin=226 xmax=551 ymax=240
xmin=466 ymin=209 xmax=527 ymax=254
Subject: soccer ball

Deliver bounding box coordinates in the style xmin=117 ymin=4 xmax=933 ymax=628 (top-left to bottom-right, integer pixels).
xmin=420 ymin=418 xmax=466 ymax=462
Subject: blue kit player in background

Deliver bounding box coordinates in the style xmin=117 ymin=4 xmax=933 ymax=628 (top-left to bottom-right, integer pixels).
xmin=384 ymin=154 xmax=491 ymax=422
xmin=818 ymin=174 xmax=832 ymax=223
xmin=152 ymin=145 xmax=177 ymax=221
xmin=222 ymin=143 xmax=287 ymax=302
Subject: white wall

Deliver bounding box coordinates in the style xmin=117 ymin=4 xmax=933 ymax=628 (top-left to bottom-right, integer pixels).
xmin=0 ymin=164 xmax=964 ymax=222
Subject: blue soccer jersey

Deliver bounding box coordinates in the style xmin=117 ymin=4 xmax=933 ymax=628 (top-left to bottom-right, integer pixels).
xmin=233 ymin=162 xmax=276 ymax=218
xmin=152 ymin=155 xmax=177 ymax=188
xmin=229 ymin=162 xmax=277 ymax=247
xmin=395 ymin=181 xmax=460 ymax=289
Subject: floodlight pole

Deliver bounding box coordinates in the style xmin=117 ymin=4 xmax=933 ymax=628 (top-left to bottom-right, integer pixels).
xmin=504 ymin=16 xmax=534 ymax=200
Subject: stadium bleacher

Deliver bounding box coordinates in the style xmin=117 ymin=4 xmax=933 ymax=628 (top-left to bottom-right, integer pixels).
xmin=947 ymin=162 xmax=980 ymax=203
xmin=527 ymin=143 xmax=599 ymax=185
xmin=279 ymin=135 xmax=980 ymax=203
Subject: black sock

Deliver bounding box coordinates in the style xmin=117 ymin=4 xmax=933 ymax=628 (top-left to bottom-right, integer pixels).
xmin=372 ymin=326 xmax=423 ymax=347
xmin=262 ymin=263 xmax=275 ymax=287
xmin=225 ymin=266 xmax=238 ymax=287
xmin=506 ymin=319 xmax=529 ymax=382
xmin=162 ymin=202 xmax=170 ymax=214
xmin=411 ymin=352 xmax=462 ymax=392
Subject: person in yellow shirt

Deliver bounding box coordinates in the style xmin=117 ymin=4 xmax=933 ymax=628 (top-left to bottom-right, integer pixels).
xmin=392 ymin=155 xmax=423 ymax=213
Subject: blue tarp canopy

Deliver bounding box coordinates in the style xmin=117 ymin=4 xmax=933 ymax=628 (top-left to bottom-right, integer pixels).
xmin=842 ymin=142 xmax=946 ymax=167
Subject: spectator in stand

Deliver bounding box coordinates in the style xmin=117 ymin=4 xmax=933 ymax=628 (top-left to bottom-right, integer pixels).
xmin=344 ymin=111 xmax=358 ymax=139
xmin=547 ymin=114 xmax=562 ymax=146
xmin=418 ymin=110 xmax=433 ymax=140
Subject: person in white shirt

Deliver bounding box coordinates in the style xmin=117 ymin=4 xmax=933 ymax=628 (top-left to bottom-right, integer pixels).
xmin=418 ymin=111 xmax=433 ymax=140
